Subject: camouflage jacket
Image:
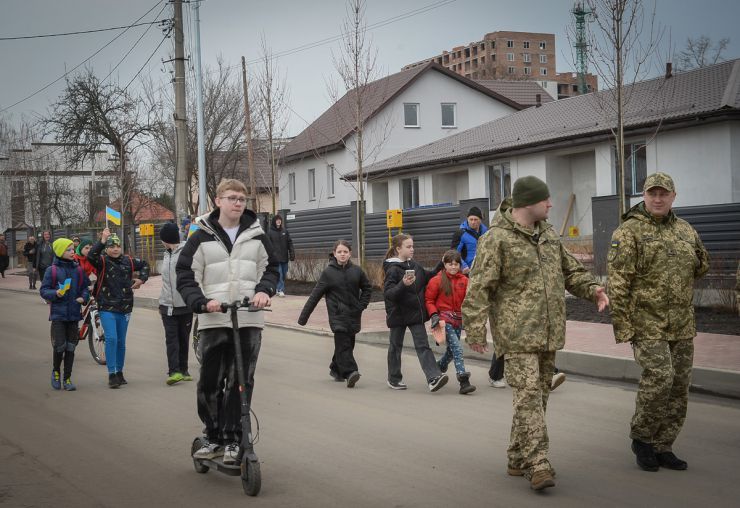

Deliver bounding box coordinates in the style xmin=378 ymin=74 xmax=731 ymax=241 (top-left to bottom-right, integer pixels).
xmin=607 ymin=202 xmax=709 ymax=343
xmin=462 ymin=199 xmax=600 ymax=356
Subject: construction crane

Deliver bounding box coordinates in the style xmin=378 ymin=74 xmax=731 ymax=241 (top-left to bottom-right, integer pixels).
xmin=572 ymin=2 xmax=594 ymax=95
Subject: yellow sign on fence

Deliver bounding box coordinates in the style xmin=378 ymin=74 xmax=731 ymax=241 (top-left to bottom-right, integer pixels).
xmin=139 ymin=223 xmax=155 ymax=236
xmin=386 ymin=209 xmax=403 ymax=229
xmin=568 ymin=226 xmax=580 ymax=237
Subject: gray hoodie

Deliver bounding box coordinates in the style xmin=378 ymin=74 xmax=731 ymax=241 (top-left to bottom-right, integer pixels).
xmin=159 ymin=242 xmax=189 ymax=315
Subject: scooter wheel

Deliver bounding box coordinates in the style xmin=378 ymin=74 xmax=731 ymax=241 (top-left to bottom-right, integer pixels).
xmin=241 ymin=459 xmax=261 ymax=496
xmin=191 ymin=438 xmax=209 ymax=474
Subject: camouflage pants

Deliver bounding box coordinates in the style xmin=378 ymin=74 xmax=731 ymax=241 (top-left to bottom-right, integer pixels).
xmin=505 ymin=351 xmax=556 ymax=473
xmin=630 ymin=339 xmax=693 ymax=452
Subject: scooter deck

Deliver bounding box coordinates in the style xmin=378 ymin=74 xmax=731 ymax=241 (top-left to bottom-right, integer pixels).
xmin=195 ymin=457 xmax=241 ymax=476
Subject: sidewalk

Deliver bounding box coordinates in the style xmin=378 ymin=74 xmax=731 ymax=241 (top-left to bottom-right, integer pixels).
xmin=3 ymin=270 xmax=739 ymax=398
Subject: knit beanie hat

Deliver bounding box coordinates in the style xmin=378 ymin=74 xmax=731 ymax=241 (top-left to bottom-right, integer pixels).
xmin=106 ymin=234 xmax=121 ymax=247
xmin=512 ymin=176 xmax=550 ymax=208
xmin=467 ymin=206 xmax=483 ymax=220
xmin=160 ymin=223 xmax=180 ymax=244
xmin=75 ymin=238 xmax=92 ymax=255
xmin=53 ymin=238 xmax=74 ymax=258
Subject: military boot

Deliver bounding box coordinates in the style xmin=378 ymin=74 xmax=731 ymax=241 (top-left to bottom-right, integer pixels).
xmin=631 ymin=439 xmax=659 ymax=472
xmin=457 ymin=372 xmax=476 ymax=395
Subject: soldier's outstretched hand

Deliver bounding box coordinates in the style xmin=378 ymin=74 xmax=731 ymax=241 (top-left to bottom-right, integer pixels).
xmin=595 ymin=286 xmax=609 ymax=312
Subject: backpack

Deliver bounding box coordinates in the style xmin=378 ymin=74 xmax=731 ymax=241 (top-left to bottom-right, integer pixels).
xmin=94 ymin=254 xmax=135 ymax=299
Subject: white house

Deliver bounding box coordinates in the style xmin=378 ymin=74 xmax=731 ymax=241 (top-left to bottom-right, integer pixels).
xmin=359 ymin=59 xmax=740 ymax=237
xmin=0 ymin=143 xmax=117 ymax=231
xmin=279 ymin=62 xmax=522 ymax=213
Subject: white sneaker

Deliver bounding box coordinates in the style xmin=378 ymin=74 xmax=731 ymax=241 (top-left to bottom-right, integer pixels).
xmin=223 ymin=442 xmax=239 ymax=465
xmin=489 ymin=378 xmax=506 ymax=388
xmin=277 ymin=291 xmax=285 ymax=297
xmin=193 ymin=441 xmax=222 ymax=460
xmin=551 ymin=372 xmax=566 ymax=391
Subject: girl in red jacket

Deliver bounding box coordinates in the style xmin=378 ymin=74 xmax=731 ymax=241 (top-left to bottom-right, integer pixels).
xmin=425 ymin=250 xmax=476 ymax=394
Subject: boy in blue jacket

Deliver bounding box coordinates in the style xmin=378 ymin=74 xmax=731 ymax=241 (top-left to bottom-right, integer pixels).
xmin=40 ymin=238 xmax=90 ymax=391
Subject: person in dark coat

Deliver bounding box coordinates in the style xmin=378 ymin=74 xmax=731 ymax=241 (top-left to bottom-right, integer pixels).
xmin=266 ymin=215 xmax=294 ymax=297
xmin=298 ymin=240 xmax=372 ymax=387
xmin=23 ymin=235 xmax=39 ymax=289
xmin=35 ymin=230 xmax=54 ymax=282
xmin=39 ymin=238 xmax=90 ymax=390
xmin=0 ymin=234 xmax=9 ymax=278
xmin=450 ymin=206 xmax=488 ymax=273
xmin=383 ymin=233 xmax=447 ymax=392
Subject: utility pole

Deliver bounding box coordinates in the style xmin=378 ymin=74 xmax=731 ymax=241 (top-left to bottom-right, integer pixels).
xmin=172 ymin=0 xmax=189 ymax=221
xmin=615 ymin=0 xmax=627 ymax=219
xmin=192 ymin=0 xmax=207 ymax=214
xmin=241 ymin=56 xmax=257 ymax=211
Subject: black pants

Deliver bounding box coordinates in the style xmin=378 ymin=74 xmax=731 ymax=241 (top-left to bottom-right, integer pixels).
xmin=388 ymin=324 xmax=442 ymax=384
xmin=161 ymin=312 xmax=193 ymax=375
xmin=197 ymin=327 xmax=261 ymax=445
xmin=51 ymin=321 xmax=79 ymax=380
xmin=330 ymin=331 xmax=358 ymax=379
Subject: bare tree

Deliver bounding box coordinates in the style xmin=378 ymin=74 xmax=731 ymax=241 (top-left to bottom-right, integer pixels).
xmin=579 ymin=0 xmax=665 ymax=219
xmin=255 ymin=36 xmax=291 ymax=215
xmin=45 ymin=69 xmax=162 ymax=248
xmin=675 ymin=35 xmax=730 ymax=71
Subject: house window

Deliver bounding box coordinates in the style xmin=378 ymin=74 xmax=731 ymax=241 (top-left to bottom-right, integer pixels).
xmin=11 ymin=180 xmax=24 ymax=197
xmin=524 ymin=67 xmax=532 ymax=75
xmin=401 ymin=177 xmax=420 ymax=209
xmin=404 ymin=103 xmax=420 ymax=127
xmin=539 ymin=41 xmax=547 ymax=50
xmin=308 ymin=168 xmax=316 ymax=201
xmin=11 ymin=180 xmax=25 ymax=225
xmin=441 ymin=103 xmax=456 ymax=128
xmin=326 ymin=164 xmax=335 ymax=198
xmin=464 ymin=47 xmax=470 ymax=58
xmin=490 ymin=40 xmax=496 ymax=49
xmin=487 ymin=162 xmax=511 ymax=209
xmin=506 ymin=52 xmax=514 ymax=61
xmin=539 ymin=54 xmax=547 ymax=64
xmin=523 ymin=41 xmax=530 ymax=49
xmin=523 ymin=53 xmax=531 ymax=63
xmin=288 ymin=172 xmax=296 ymax=203
xmin=94 ymin=180 xmax=109 ymax=198
xmin=508 ymin=66 xmax=516 ymax=74
xmin=540 ymin=68 xmax=548 ymax=76
xmin=615 ymin=142 xmax=647 ymax=195
xmin=506 ymin=40 xmax=514 ymax=48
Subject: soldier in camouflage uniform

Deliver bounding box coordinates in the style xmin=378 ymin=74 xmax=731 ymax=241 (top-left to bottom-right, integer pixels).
xmin=608 ymin=172 xmax=709 ymax=472
xmin=462 ymin=176 xmax=608 ymax=491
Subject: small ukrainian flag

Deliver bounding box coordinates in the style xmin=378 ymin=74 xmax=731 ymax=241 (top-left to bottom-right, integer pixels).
xmin=188 ymin=224 xmax=199 ymax=238
xmin=106 ymin=206 xmax=121 ymax=225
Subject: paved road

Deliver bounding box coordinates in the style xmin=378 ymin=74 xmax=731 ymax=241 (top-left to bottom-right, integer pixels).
xmin=1 ymin=291 xmax=739 ymax=508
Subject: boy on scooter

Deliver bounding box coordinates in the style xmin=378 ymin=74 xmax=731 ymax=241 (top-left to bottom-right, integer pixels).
xmin=177 ymin=179 xmax=279 ymax=465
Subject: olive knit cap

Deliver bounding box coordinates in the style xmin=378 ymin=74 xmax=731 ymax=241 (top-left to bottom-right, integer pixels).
xmin=52 ymin=238 xmax=74 ymax=258
xmin=512 ymin=176 xmax=550 ymax=207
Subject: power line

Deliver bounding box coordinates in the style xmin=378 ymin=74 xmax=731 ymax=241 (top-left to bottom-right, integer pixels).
xmin=124 ymin=27 xmax=174 ymax=92
xmin=0 ymin=20 xmax=167 ymax=41
xmin=0 ymin=0 xmax=165 ymax=115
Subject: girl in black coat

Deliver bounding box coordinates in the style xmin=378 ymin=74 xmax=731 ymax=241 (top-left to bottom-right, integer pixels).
xmin=298 ymin=240 xmax=371 ymax=388
xmin=383 ymin=233 xmax=447 ymax=392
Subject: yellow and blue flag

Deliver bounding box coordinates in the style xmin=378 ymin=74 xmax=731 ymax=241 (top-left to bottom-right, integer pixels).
xmin=105 ymin=206 xmax=121 ymax=225
xmin=188 ymin=224 xmax=199 ymax=238
xmin=57 ymin=278 xmax=71 ymax=296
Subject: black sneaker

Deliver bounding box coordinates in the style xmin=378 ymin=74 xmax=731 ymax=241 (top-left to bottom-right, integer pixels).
xmin=387 ymin=380 xmax=407 ymax=390
xmin=117 ymin=372 xmax=127 ymax=385
xmin=437 ymin=361 xmax=448 ymax=374
xmin=329 ymin=370 xmax=343 ymax=382
xmin=631 ymin=439 xmax=659 ymax=471
xmin=108 ymin=373 xmax=121 ymax=389
xmin=346 ymin=371 xmax=361 ymax=388
xmin=656 ymin=451 xmax=688 ymax=470
xmin=428 ymin=374 xmax=449 ymax=392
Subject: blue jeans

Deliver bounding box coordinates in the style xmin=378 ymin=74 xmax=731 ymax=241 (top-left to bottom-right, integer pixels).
xmin=277 ymin=262 xmax=289 ymax=293
xmin=437 ymin=324 xmax=466 ymax=374
xmin=100 ymin=311 xmax=130 ymax=374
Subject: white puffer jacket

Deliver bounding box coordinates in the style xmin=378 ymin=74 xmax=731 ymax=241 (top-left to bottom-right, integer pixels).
xmin=176 ymin=208 xmax=279 ymax=330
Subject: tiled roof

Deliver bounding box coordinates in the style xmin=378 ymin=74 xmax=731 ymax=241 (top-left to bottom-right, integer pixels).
xmin=282 ymin=62 xmax=521 ymax=161
xmin=363 ymin=59 xmax=740 ymax=177
xmin=475 ymin=79 xmax=554 ymax=107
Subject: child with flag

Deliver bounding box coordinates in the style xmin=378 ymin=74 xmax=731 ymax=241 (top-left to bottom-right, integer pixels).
xmin=40 ymin=238 xmax=90 ymax=391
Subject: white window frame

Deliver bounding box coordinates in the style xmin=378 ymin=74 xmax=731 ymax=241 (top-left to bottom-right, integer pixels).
xmin=441 ymin=103 xmax=456 ymax=128
xmin=506 ymin=39 xmax=514 ymax=48
xmin=539 ymin=54 xmax=547 ymax=64
xmin=540 ymin=68 xmax=548 ymax=76
xmin=400 ymin=177 xmax=420 ymax=209
xmin=523 ymin=41 xmax=530 ymax=49
xmin=508 ymin=66 xmax=516 ymax=74
xmin=288 ymin=172 xmax=296 ymax=203
xmin=506 ymin=52 xmax=514 ymax=61
xmin=326 ymin=164 xmax=335 ymax=198
xmin=539 ymin=41 xmax=547 ymax=50
xmin=403 ymin=103 xmax=420 ymax=128
xmin=523 ymin=67 xmax=532 ymax=75
xmin=487 ymin=161 xmax=512 ymax=208
xmin=307 ymin=168 xmax=316 ymax=201
xmin=522 ymin=53 xmax=531 ymax=63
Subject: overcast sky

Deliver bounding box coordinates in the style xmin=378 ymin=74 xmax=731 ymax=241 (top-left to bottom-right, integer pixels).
xmin=1 ymin=0 xmax=738 ymax=139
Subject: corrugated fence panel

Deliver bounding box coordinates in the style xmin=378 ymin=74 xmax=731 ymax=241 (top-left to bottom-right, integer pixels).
xmin=285 ymin=205 xmax=353 ymax=253
xmin=674 ymin=202 xmax=740 ymax=274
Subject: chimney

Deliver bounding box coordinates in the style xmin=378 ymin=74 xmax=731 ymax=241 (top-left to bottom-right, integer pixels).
xmin=535 ymin=94 xmax=542 ymax=107
xmin=665 ymin=62 xmax=673 ymax=79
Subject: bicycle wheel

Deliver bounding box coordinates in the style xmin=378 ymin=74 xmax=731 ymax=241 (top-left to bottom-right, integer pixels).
xmin=87 ymin=310 xmax=106 ymax=365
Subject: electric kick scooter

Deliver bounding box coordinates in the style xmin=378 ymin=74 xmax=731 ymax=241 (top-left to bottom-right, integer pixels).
xmin=191 ymin=297 xmax=269 ymax=496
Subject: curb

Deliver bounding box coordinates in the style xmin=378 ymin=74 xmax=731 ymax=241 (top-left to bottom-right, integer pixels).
xmin=5 ymin=288 xmax=739 ymax=399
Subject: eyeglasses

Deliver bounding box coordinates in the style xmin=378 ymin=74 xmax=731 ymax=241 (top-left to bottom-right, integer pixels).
xmin=220 ymin=195 xmax=247 ymax=204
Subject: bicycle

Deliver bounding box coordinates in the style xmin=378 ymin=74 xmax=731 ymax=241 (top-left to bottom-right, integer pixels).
xmin=80 ymin=298 xmax=106 ymax=365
